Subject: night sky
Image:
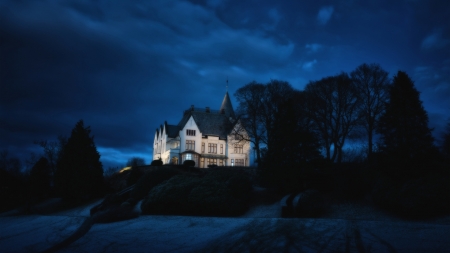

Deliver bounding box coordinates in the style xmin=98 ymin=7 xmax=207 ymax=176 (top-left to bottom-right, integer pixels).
xmin=1 ymin=0 xmax=449 ymax=170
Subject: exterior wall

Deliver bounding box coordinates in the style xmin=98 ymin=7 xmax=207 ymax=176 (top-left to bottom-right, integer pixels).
xmin=199 ymin=136 xmax=227 ymax=168
xmin=179 ymin=116 xmax=202 ymax=165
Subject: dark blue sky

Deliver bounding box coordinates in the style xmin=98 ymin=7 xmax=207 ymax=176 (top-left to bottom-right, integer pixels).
xmin=1 ymin=0 xmax=449 ymax=169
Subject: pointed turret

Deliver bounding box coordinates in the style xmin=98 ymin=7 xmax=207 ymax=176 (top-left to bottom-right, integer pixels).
xmin=220 ymin=92 xmax=235 ymax=119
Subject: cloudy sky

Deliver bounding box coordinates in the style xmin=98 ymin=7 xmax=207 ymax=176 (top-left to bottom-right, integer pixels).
xmin=1 ymin=0 xmax=449 ymax=169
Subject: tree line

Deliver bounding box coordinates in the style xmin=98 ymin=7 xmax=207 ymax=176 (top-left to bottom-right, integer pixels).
xmin=234 ymin=63 xmax=449 ymax=175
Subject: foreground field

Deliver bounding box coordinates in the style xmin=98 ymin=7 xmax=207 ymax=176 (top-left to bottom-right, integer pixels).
xmin=1 ymin=199 xmax=450 ymax=253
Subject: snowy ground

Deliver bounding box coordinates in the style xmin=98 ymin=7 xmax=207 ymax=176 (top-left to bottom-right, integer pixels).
xmin=1 ymin=198 xmax=450 ymax=253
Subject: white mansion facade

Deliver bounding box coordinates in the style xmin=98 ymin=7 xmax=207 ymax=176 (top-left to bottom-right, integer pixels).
xmin=153 ymin=92 xmax=251 ymax=167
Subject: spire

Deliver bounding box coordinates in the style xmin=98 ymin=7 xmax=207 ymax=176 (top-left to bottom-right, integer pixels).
xmin=220 ymin=91 xmax=235 ymax=119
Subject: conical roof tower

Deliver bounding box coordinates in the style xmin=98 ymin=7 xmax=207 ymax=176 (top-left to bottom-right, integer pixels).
xmin=220 ymin=92 xmax=235 ymax=119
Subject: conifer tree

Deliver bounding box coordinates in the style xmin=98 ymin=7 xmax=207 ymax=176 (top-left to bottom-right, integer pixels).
xmin=377 ymin=71 xmax=436 ymax=166
xmin=55 ymin=120 xmax=104 ymax=199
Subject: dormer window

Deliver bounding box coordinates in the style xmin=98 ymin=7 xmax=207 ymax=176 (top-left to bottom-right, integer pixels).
xmin=186 ymin=129 xmax=196 ymax=136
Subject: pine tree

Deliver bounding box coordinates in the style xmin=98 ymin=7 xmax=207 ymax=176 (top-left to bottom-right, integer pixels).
xmin=55 ymin=120 xmax=104 ymax=199
xmin=378 ymin=71 xmax=436 ymax=168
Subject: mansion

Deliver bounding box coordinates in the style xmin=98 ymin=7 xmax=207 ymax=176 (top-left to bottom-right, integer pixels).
xmin=153 ymin=92 xmax=251 ymax=167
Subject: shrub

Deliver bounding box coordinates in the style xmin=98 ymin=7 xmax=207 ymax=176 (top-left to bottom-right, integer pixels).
xmin=140 ymin=167 xmax=252 ymax=216
xmin=183 ymin=160 xmax=195 ymax=167
xmin=294 ymin=189 xmax=328 ymax=217
xmin=151 ymin=159 xmax=163 ymax=166
xmin=130 ymin=167 xmax=179 ymax=201
xmin=141 ymin=175 xmax=201 ymax=215
xmin=188 ymin=168 xmax=252 ymax=216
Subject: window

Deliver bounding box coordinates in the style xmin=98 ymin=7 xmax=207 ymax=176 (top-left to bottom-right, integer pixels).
xmin=200 ymin=157 xmax=205 ymax=168
xmin=235 ymin=159 xmax=244 ymax=166
xmin=219 ymin=160 xmax=223 ymax=166
xmin=201 ymin=142 xmax=205 ymax=153
xmin=186 ymin=140 xmax=195 ymax=150
xmin=208 ymin=159 xmax=217 ymax=166
xmin=208 ymin=143 xmax=217 ymax=154
xmin=186 ymin=129 xmax=196 ymax=136
xmin=220 ymin=144 xmax=223 ymax=154
xmin=185 ymin=153 xmax=192 ymax=160
xmin=234 ymin=145 xmax=243 ymax=154
xmin=231 ymin=159 xmax=234 ymax=166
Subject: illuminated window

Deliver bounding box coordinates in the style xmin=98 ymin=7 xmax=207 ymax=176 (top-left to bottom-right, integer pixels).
xmin=208 ymin=159 xmax=217 ymax=165
xmin=231 ymin=159 xmax=234 ymax=166
xmin=220 ymin=144 xmax=223 ymax=154
xmin=186 ymin=129 xmax=196 ymax=136
xmin=185 ymin=153 xmax=192 ymax=160
xmin=200 ymin=157 xmax=205 ymax=168
xmin=201 ymin=142 xmax=205 ymax=153
xmin=219 ymin=160 xmax=223 ymax=166
xmin=208 ymin=143 xmax=217 ymax=154
xmin=235 ymin=159 xmax=244 ymax=166
xmin=186 ymin=140 xmax=195 ymax=150
xmin=234 ymin=145 xmax=243 ymax=154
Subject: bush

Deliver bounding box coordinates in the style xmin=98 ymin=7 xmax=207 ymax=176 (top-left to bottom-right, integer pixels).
xmin=130 ymin=167 xmax=179 ymax=201
xmin=151 ymin=159 xmax=163 ymax=166
xmin=141 ymin=175 xmax=201 ymax=215
xmin=140 ymin=167 xmax=252 ymax=216
xmin=294 ymin=189 xmax=328 ymax=217
xmin=183 ymin=160 xmax=195 ymax=167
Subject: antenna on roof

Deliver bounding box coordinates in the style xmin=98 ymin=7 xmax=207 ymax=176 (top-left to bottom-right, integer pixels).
xmin=226 ymin=77 xmax=228 ymax=92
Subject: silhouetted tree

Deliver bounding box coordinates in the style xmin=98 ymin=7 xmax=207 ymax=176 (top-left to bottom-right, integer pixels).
xmin=304 ymin=73 xmax=362 ymax=162
xmin=351 ymin=63 xmax=390 ymax=157
xmin=377 ymin=71 xmax=436 ymax=170
xmin=234 ymin=81 xmax=266 ymax=164
xmin=126 ymin=157 xmax=145 ymax=167
xmin=34 ymin=136 xmax=66 ymax=177
xmin=440 ymin=119 xmax=450 ymax=162
xmin=55 ymin=120 xmax=104 ymax=200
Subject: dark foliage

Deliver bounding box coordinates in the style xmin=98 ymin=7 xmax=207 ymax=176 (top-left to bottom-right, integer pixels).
xmin=0 ymin=168 xmax=27 ymax=212
xmin=183 ymin=160 xmax=195 ymax=167
xmin=151 ymin=159 xmax=163 ymax=166
xmin=372 ymin=172 xmax=450 ymax=219
xmin=130 ymin=167 xmax=180 ymax=201
xmin=141 ymin=167 xmax=252 ymax=216
xmin=54 ymin=120 xmax=104 ymax=200
xmin=126 ymin=166 xmax=145 ymax=186
xmin=127 ymin=157 xmax=145 ymax=167
xmin=377 ymin=71 xmax=438 ymax=176
xmin=294 ymin=190 xmax=328 ymax=218
xmin=29 ymin=157 xmax=52 ymax=199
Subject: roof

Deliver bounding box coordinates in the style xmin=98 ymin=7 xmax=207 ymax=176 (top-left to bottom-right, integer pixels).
xmin=220 ymin=92 xmax=236 ymax=119
xmin=178 ymin=110 xmax=232 ymax=139
xmin=165 ymin=122 xmax=179 ymax=138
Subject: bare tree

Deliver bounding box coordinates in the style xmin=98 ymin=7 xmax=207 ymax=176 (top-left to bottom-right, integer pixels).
xmin=126 ymin=157 xmax=145 ymax=167
xmin=304 ymin=73 xmax=362 ymax=162
xmin=351 ymin=63 xmax=390 ymax=157
xmin=234 ymin=81 xmax=267 ymax=164
xmin=34 ymin=135 xmax=66 ymax=177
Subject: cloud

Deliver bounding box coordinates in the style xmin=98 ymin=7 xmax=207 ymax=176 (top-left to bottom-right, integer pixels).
xmin=302 ymin=59 xmax=318 ymax=71
xmin=317 ymin=6 xmax=334 ymax=25
xmin=421 ymin=30 xmax=450 ymax=50
xmin=305 ymin=43 xmax=322 ymax=53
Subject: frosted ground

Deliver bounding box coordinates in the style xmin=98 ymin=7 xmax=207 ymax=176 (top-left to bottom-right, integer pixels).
xmin=1 ymin=197 xmax=450 ymax=253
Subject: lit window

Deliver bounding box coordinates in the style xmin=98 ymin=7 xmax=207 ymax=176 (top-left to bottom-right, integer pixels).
xmin=208 ymin=143 xmax=217 ymax=154
xmin=219 ymin=160 xmax=223 ymax=166
xmin=201 ymin=143 xmax=205 ymax=153
xmin=235 ymin=159 xmax=244 ymax=166
xmin=220 ymin=144 xmax=223 ymax=154
xmin=208 ymin=158 xmax=217 ymax=165
xmin=231 ymin=159 xmax=234 ymax=166
xmin=186 ymin=153 xmax=192 ymax=160
xmin=234 ymin=145 xmax=243 ymax=154
xmin=186 ymin=129 xmax=196 ymax=136
xmin=186 ymin=140 xmax=195 ymax=150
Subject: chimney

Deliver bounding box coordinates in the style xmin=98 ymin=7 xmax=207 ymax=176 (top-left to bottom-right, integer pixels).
xmin=206 ymin=107 xmax=210 ymax=113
